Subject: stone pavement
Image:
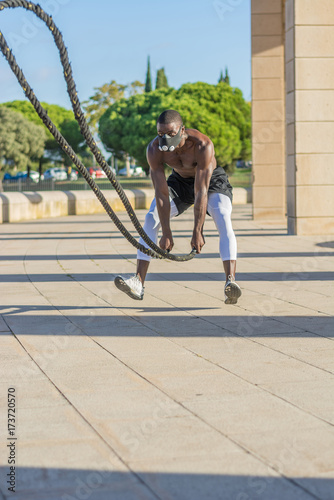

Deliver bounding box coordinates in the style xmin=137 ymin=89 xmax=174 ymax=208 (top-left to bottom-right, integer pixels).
xmin=0 ymin=204 xmax=333 ymax=500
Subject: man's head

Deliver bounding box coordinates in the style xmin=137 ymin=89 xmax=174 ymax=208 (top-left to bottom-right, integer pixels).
xmin=157 ymin=110 xmax=185 ymax=152
xmin=157 ymin=110 xmax=183 ymax=129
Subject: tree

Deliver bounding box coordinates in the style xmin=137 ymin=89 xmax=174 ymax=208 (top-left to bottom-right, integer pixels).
xmin=0 ymin=100 xmax=88 ymax=166
xmin=145 ymin=56 xmax=152 ymax=93
xmin=224 ymin=67 xmax=230 ymax=85
xmin=0 ymin=107 xmax=46 ymax=173
xmin=128 ymin=80 xmax=145 ymax=96
xmin=1 ymin=100 xmax=75 ymax=130
xmin=99 ymin=82 xmax=251 ymax=172
xmin=83 ymin=81 xmax=127 ymax=132
xmin=156 ymin=68 xmax=169 ymax=89
xmin=177 ymin=82 xmax=251 ymax=162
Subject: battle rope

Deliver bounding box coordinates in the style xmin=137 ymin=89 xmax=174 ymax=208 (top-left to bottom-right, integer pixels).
xmin=0 ymin=0 xmax=196 ymax=262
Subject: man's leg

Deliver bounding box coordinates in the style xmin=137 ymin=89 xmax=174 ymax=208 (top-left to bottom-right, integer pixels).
xmin=223 ymin=260 xmax=237 ymax=281
xmin=136 ymin=197 xmax=179 ymax=284
xmin=135 ymin=198 xmax=161 ymax=285
xmin=114 ymin=198 xmax=178 ymax=299
xmin=207 ymin=193 xmax=241 ymax=303
xmin=136 ymin=260 xmax=150 ymax=285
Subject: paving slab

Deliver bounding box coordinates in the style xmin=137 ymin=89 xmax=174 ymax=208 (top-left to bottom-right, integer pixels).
xmin=0 ymin=206 xmax=333 ymax=500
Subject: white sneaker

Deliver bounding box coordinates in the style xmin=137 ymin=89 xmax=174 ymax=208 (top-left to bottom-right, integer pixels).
xmin=114 ymin=274 xmax=144 ymax=300
xmin=224 ymin=275 xmax=242 ymax=304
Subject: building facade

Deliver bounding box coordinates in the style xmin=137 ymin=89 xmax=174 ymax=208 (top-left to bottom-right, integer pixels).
xmin=251 ymin=0 xmax=334 ymax=234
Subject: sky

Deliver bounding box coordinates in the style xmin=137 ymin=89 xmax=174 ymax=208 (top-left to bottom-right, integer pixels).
xmin=0 ymin=0 xmax=251 ymax=110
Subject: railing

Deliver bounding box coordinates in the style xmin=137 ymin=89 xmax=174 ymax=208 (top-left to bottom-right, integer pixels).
xmin=1 ymin=169 xmax=252 ymax=192
xmin=1 ymin=177 xmax=153 ymax=192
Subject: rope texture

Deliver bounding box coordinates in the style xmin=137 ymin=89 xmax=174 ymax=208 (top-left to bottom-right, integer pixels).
xmin=0 ymin=0 xmax=196 ymax=262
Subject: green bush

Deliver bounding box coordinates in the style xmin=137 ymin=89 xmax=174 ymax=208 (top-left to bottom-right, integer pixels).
xmin=99 ymin=82 xmax=251 ymax=172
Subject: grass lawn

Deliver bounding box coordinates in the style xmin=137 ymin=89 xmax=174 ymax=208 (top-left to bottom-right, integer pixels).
xmin=228 ymin=168 xmax=252 ymax=188
xmin=115 ymin=169 xmax=252 ymax=189
xmin=2 ymin=169 xmax=252 ymax=192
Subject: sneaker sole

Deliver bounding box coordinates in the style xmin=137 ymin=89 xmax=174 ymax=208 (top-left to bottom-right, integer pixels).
xmin=114 ymin=276 xmax=143 ymax=300
xmin=225 ymin=282 xmax=242 ymax=305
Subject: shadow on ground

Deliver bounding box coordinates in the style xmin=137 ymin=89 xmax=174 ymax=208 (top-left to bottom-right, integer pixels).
xmin=1 ymin=308 xmax=333 ymax=338
xmin=1 ymin=271 xmax=333 ymax=282
xmin=0 ymin=467 xmax=332 ymax=500
xmin=317 ymin=241 xmax=334 ymax=249
xmin=0 ymin=250 xmax=333 ymax=261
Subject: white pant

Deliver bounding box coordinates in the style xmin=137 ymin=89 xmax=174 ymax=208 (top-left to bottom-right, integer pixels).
xmin=137 ymin=192 xmax=237 ymax=262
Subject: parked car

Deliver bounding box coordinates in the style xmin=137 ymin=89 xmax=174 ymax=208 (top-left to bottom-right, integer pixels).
xmin=236 ymin=160 xmax=246 ymax=169
xmin=28 ymin=170 xmax=41 ymax=182
xmin=68 ymin=170 xmax=78 ymax=180
xmin=88 ymin=167 xmax=106 ymax=179
xmin=118 ymin=166 xmax=145 ymax=177
xmin=3 ymin=172 xmax=19 ymax=183
xmin=236 ymin=160 xmax=252 ymax=169
xmin=88 ymin=166 xmax=116 ymax=179
xmin=43 ymin=167 xmax=67 ymax=181
xmin=3 ymin=173 xmax=12 ymax=182
xmin=3 ymin=171 xmax=41 ymax=183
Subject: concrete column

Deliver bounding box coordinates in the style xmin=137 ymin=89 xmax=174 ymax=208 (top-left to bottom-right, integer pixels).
xmin=286 ymin=0 xmax=334 ymax=234
xmin=251 ymin=0 xmax=286 ymax=220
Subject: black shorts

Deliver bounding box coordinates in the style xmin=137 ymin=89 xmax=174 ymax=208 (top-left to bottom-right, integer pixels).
xmin=167 ymin=166 xmax=233 ymax=216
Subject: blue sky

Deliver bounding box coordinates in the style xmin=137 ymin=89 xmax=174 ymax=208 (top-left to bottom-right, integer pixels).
xmin=0 ymin=0 xmax=251 ymax=110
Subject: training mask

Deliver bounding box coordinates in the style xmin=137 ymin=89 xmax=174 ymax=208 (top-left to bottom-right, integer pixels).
xmin=158 ymin=125 xmax=183 ymax=152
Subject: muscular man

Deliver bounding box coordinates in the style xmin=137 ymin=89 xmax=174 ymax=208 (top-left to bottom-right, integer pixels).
xmin=114 ymin=109 xmax=242 ymax=304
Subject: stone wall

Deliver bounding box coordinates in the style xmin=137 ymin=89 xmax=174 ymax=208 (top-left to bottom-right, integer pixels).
xmin=251 ymin=0 xmax=286 ymax=220
xmin=252 ymin=0 xmax=334 ymax=234
xmin=0 ymin=188 xmax=251 ymax=224
xmin=285 ymin=0 xmax=334 ymax=234
xmin=0 ymin=189 xmax=153 ymax=224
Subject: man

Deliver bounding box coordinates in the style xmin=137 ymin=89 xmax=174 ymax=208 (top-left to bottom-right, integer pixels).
xmin=114 ymin=110 xmax=242 ymax=304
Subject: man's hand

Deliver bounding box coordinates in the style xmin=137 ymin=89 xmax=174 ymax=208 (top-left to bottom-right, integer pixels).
xmin=191 ymin=230 xmax=205 ymax=254
xmin=159 ymin=231 xmax=174 ymax=252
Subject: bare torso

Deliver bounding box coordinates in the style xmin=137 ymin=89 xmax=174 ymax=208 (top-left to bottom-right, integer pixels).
xmin=150 ymin=128 xmax=217 ymax=178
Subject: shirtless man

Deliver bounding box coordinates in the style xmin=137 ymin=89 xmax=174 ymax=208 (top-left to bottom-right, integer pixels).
xmin=114 ymin=109 xmax=242 ymax=304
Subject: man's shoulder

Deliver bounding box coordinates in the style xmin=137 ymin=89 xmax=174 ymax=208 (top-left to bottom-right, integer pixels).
xmin=186 ymin=128 xmax=213 ymax=148
xmin=186 ymin=129 xmax=214 ymax=156
xmin=147 ymin=136 xmax=160 ymax=155
xmin=147 ymin=136 xmax=164 ymax=169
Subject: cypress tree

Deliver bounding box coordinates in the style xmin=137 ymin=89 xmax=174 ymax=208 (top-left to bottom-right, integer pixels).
xmin=156 ymin=67 xmax=169 ymax=89
xmin=145 ymin=56 xmax=152 ymax=93
xmin=224 ymin=67 xmax=230 ymax=85
xmin=156 ymin=68 xmax=163 ymax=89
xmin=161 ymin=68 xmax=168 ymax=88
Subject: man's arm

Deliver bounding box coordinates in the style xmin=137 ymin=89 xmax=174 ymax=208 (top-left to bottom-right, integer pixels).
xmin=191 ymin=141 xmax=215 ymax=253
xmin=147 ymin=143 xmax=174 ymax=252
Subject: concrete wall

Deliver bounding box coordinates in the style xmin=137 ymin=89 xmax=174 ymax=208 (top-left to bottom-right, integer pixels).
xmin=251 ymin=0 xmax=286 ymax=220
xmin=0 ymin=189 xmax=153 ymax=224
xmin=0 ymin=188 xmax=251 ymax=224
xmin=285 ymin=0 xmax=334 ymax=234
xmin=252 ymin=0 xmax=334 ymax=234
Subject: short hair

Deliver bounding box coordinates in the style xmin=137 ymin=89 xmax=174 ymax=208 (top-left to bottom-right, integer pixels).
xmin=157 ymin=110 xmax=183 ymax=126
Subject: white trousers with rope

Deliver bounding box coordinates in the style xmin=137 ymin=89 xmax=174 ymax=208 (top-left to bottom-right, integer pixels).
xmin=137 ymin=192 xmax=237 ymax=262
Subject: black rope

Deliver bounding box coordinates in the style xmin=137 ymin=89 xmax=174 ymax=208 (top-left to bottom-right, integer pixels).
xmin=0 ymin=0 xmax=196 ymax=262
